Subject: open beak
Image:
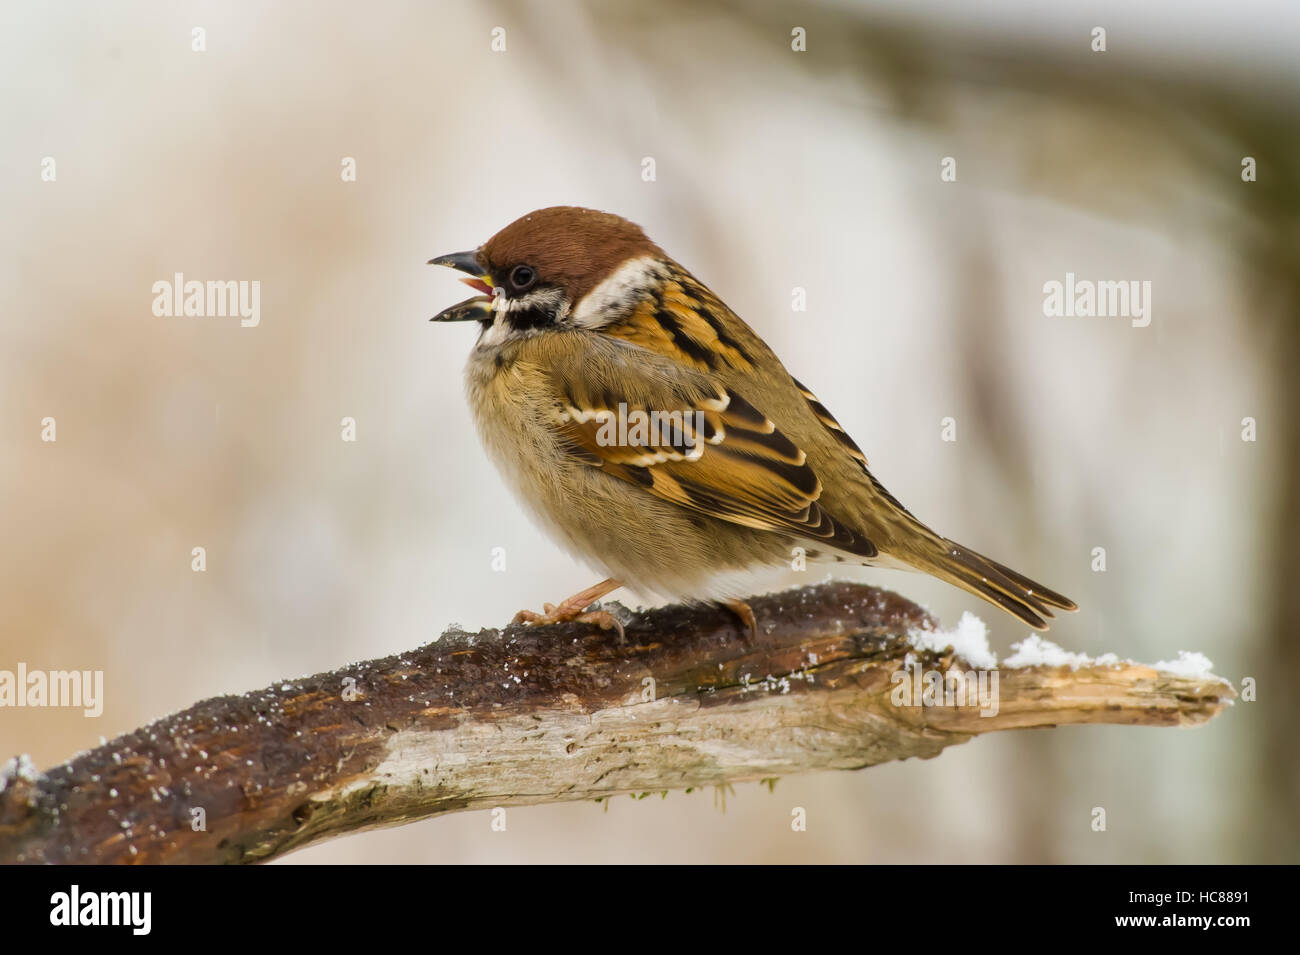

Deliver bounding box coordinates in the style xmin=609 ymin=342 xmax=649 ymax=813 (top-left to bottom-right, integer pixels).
xmin=428 ymin=249 xmax=496 ymax=322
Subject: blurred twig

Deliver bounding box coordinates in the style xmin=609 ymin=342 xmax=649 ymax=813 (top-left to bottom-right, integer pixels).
xmin=0 ymin=583 xmax=1231 ymax=864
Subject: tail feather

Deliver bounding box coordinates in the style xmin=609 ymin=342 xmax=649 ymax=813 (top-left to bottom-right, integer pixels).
xmin=977 ymin=551 xmax=1077 ymax=613
xmin=904 ymin=537 xmax=1077 ymax=631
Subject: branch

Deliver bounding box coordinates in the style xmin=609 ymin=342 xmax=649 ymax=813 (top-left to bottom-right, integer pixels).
xmin=0 ymin=583 xmax=1232 ymax=864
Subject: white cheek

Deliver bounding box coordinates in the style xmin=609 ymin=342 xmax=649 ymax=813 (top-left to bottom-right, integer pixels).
xmin=478 ymin=314 xmax=511 ymax=348
xmin=571 ymin=256 xmax=666 ymax=328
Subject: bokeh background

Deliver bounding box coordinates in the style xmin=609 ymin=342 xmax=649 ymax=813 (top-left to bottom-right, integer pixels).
xmin=2 ymin=0 xmax=1297 ymax=863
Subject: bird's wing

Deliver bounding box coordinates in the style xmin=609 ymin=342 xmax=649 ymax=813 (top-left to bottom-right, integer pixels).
xmin=789 ymin=377 xmax=870 ymax=469
xmin=542 ymin=333 xmax=879 ymax=559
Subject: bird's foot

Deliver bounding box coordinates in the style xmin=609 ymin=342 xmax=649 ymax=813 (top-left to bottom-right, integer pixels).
xmin=511 ymin=577 xmax=625 ymax=640
xmin=511 ymin=605 xmax=625 ymax=641
xmin=724 ymin=598 xmax=759 ymax=641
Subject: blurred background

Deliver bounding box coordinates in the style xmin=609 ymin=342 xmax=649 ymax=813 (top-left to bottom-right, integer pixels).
xmin=2 ymin=0 xmax=1296 ymax=863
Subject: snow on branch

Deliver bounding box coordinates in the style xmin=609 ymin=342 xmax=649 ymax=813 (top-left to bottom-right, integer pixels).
xmin=0 ymin=582 xmax=1233 ymax=864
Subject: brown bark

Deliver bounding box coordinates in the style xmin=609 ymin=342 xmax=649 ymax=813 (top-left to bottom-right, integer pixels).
xmin=0 ymin=583 xmax=1232 ymax=864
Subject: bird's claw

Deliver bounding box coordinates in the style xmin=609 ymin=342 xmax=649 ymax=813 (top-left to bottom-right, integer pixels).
xmin=724 ymin=598 xmax=759 ymax=642
xmin=511 ymin=606 xmax=626 ymax=642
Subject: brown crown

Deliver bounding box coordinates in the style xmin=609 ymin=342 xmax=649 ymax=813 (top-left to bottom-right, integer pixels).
xmin=480 ymin=207 xmax=665 ymax=302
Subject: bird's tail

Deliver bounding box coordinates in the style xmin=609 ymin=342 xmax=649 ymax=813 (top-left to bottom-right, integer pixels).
xmin=900 ymin=534 xmax=1077 ymax=631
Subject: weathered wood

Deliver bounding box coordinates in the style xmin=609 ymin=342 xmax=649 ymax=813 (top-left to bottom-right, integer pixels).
xmin=0 ymin=583 xmax=1232 ymax=864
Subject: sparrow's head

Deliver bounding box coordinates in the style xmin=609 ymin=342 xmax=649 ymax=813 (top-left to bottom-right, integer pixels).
xmin=429 ymin=206 xmax=666 ymax=335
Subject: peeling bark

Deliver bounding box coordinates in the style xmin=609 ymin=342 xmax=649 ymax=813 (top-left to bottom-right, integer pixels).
xmin=0 ymin=583 xmax=1233 ymax=864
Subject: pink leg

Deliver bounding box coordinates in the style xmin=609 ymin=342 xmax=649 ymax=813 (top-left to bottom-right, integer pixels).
xmin=512 ymin=578 xmax=625 ymax=639
xmin=724 ymin=598 xmax=759 ymax=641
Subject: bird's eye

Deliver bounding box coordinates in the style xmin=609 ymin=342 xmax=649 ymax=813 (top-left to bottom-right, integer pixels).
xmin=509 ymin=265 xmax=537 ymax=291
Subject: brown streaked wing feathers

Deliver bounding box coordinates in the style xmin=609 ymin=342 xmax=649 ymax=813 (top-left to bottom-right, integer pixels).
xmin=548 ymin=343 xmax=877 ymax=559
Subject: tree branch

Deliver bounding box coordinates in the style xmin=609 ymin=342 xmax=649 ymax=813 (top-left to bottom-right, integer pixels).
xmin=0 ymin=583 xmax=1232 ymax=864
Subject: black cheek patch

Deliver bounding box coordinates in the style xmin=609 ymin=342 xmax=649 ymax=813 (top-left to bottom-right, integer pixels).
xmin=505 ymin=307 xmax=556 ymax=331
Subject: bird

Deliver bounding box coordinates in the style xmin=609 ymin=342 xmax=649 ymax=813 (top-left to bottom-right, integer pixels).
xmin=428 ymin=206 xmax=1076 ymax=638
